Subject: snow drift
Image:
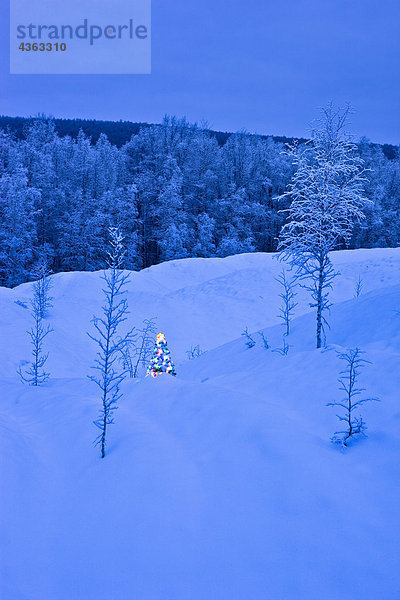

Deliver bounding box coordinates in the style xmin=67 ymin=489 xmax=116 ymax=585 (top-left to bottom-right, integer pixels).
xmin=1 ymin=248 xmax=400 ymax=600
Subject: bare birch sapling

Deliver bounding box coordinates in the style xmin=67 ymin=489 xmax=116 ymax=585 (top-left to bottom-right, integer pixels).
xmin=328 ymin=348 xmax=378 ymax=446
xmin=88 ymin=228 xmax=135 ymax=458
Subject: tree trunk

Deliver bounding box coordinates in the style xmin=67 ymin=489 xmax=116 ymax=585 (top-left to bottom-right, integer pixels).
xmin=101 ymin=413 xmax=106 ymax=458
xmin=316 ymin=261 xmax=324 ymax=349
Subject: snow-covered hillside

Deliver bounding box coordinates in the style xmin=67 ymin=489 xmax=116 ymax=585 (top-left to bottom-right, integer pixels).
xmin=1 ymin=248 xmax=400 ymax=600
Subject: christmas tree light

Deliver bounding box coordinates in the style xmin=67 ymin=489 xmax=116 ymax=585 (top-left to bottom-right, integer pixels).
xmin=146 ymin=333 xmax=177 ymax=377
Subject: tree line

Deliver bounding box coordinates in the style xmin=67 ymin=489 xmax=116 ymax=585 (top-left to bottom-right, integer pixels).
xmin=0 ymin=114 xmax=399 ymax=287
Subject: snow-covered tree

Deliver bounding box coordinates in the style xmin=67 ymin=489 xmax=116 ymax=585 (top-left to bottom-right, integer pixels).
xmin=118 ymin=317 xmax=157 ymax=378
xmin=31 ymin=255 xmax=53 ymax=318
xmin=276 ymin=268 xmax=298 ymax=336
xmin=278 ymin=105 xmax=368 ymax=348
xmin=328 ymin=348 xmax=378 ymax=446
xmin=18 ymin=285 xmax=53 ymax=386
xmin=192 ymin=213 xmax=216 ymax=257
xmin=0 ymin=169 xmax=39 ymax=286
xmin=88 ymin=228 xmax=135 ymax=458
xmin=159 ymin=223 xmax=189 ymax=261
xmin=117 ymin=328 xmax=138 ymax=377
xmin=133 ymin=317 xmax=157 ymax=377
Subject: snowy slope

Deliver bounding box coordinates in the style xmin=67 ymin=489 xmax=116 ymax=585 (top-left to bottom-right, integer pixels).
xmin=1 ymin=249 xmax=400 ymax=600
xmin=1 ymin=248 xmax=400 ymax=377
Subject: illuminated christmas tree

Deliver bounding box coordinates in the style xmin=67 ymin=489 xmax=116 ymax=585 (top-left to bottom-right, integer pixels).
xmin=146 ymin=333 xmax=177 ymax=377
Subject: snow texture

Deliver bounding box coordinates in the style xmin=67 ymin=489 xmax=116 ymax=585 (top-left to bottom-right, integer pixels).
xmin=1 ymin=248 xmax=400 ymax=599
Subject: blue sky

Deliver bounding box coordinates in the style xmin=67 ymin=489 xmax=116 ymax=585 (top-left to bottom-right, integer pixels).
xmin=1 ymin=0 xmax=399 ymax=143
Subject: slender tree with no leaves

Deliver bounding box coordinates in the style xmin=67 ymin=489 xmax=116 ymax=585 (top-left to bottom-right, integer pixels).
xmin=354 ymin=274 xmax=364 ymax=298
xmin=118 ymin=317 xmax=157 ymax=378
xmin=18 ymin=286 xmax=53 ymax=386
xmin=242 ymin=327 xmax=256 ymax=348
xmin=278 ymin=105 xmax=368 ymax=348
xmin=31 ymin=255 xmax=53 ymax=318
xmin=88 ymin=228 xmax=135 ymax=458
xmin=328 ymin=348 xmax=378 ymax=446
xmin=276 ymin=268 xmax=298 ymax=336
xmin=133 ymin=317 xmax=157 ymax=377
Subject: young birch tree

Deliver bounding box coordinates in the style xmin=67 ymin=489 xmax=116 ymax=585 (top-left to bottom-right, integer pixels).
xmin=88 ymin=228 xmax=134 ymax=458
xmin=31 ymin=255 xmax=53 ymax=318
xmin=276 ymin=268 xmax=298 ymax=336
xmin=18 ymin=285 xmax=53 ymax=386
xmin=118 ymin=317 xmax=157 ymax=378
xmin=278 ymin=105 xmax=368 ymax=348
xmin=133 ymin=317 xmax=157 ymax=377
xmin=328 ymin=348 xmax=378 ymax=446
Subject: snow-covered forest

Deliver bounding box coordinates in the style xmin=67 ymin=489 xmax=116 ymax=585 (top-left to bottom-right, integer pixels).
xmin=1 ymin=114 xmax=399 ymax=287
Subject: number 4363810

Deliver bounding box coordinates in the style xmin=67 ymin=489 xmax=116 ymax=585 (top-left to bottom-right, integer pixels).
xmin=18 ymin=42 xmax=67 ymax=51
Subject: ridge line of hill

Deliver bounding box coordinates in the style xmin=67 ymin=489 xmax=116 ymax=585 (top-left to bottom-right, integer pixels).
xmin=0 ymin=114 xmax=397 ymax=159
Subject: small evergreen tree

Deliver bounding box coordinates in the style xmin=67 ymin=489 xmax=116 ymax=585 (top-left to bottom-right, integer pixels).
xmin=147 ymin=333 xmax=177 ymax=377
xmin=88 ymin=228 xmax=135 ymax=458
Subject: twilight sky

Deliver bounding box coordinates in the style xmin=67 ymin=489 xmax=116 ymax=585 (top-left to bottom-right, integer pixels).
xmin=1 ymin=0 xmax=399 ymax=144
